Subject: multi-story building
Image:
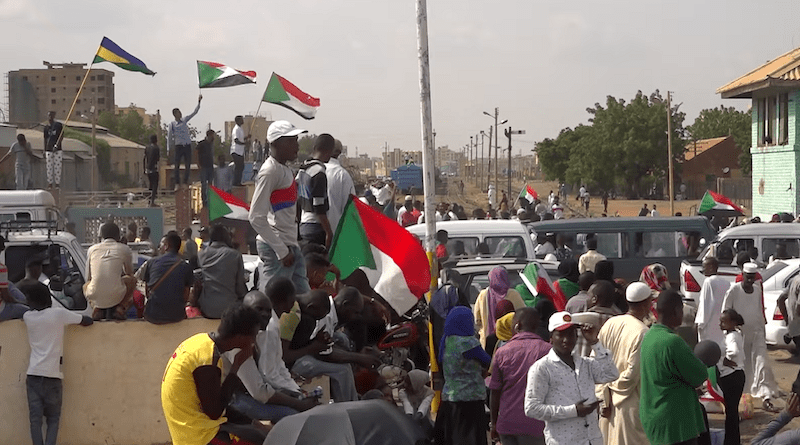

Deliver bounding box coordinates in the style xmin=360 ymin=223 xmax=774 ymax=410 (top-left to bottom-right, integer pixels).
xmin=7 ymin=62 xmax=115 ymax=127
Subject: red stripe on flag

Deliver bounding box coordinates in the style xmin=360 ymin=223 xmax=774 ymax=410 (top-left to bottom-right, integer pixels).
xmin=210 ymin=185 xmax=250 ymax=210
xmin=351 ymin=197 xmax=430 ymax=298
xmin=237 ymin=70 xmax=257 ymax=78
xmin=709 ymin=190 xmax=744 ymax=213
xmin=276 ymin=74 xmax=321 ymax=107
xmin=199 ymin=60 xmax=225 ymax=68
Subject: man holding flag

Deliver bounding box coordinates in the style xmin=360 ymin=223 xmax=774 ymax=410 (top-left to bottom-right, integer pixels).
xmin=249 ymin=121 xmax=310 ymax=294
xmin=167 ymin=94 xmax=202 ymax=189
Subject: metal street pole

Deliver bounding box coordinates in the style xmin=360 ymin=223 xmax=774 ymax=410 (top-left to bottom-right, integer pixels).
xmin=667 ymin=91 xmax=674 ymax=215
xmin=480 ymin=131 xmax=485 ymax=191
xmin=487 ymin=126 xmax=493 ymax=190
xmin=505 ymin=127 xmax=526 ymax=206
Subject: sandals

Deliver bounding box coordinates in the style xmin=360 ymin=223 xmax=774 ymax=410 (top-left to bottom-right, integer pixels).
xmin=763 ymin=399 xmax=780 ymax=413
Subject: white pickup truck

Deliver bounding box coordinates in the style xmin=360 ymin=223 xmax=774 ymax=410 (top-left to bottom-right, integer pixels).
xmin=680 ymin=223 xmax=800 ymax=345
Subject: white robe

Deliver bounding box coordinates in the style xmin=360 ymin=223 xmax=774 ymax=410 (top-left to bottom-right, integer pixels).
xmin=695 ymin=275 xmax=730 ymax=346
xmin=722 ymin=283 xmax=779 ymax=399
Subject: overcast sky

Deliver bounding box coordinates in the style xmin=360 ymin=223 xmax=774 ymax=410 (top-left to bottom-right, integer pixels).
xmin=2 ymin=0 xmax=799 ymax=158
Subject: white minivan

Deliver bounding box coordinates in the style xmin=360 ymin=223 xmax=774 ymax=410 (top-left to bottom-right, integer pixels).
xmin=406 ymin=220 xmax=535 ymax=260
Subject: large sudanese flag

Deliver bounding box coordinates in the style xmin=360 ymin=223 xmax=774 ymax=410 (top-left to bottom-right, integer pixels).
xmin=208 ymin=185 xmax=250 ymax=221
xmin=197 ymin=61 xmax=257 ymax=88
xmin=329 ymin=196 xmax=431 ymax=315
xmin=698 ymin=190 xmax=744 ymax=217
xmin=519 ymin=262 xmax=564 ymax=310
xmin=93 ymin=37 xmax=155 ymax=76
xmin=262 ymin=72 xmax=320 ymax=120
xmin=519 ymin=184 xmax=538 ymax=204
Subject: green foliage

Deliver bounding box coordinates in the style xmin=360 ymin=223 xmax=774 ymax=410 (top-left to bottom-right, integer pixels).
xmin=63 ymin=128 xmax=119 ymax=189
xmin=687 ymin=106 xmax=752 ymax=175
xmin=97 ymin=110 xmax=118 ymax=134
xmin=536 ymin=90 xmax=685 ymax=198
xmin=298 ymin=134 xmax=317 ymax=163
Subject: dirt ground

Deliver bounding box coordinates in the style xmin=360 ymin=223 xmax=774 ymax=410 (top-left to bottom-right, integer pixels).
xmin=439 ymin=176 xmax=705 ymax=218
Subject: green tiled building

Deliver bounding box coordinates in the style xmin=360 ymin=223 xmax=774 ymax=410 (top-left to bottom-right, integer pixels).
xmin=718 ymin=47 xmax=800 ymax=220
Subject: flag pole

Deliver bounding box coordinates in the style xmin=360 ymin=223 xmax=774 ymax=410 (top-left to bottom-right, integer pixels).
xmin=247 ymin=100 xmax=263 ymax=138
xmin=58 ymin=58 xmax=96 ymax=145
xmin=416 ymin=0 xmax=441 ymax=413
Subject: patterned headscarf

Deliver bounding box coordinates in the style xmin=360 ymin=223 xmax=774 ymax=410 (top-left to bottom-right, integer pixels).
xmin=438 ymin=306 xmax=475 ymax=363
xmin=640 ymin=263 xmax=669 ymax=293
xmin=486 ymin=266 xmax=511 ymax=336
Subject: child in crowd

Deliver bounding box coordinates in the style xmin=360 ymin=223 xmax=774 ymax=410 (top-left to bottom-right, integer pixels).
xmin=433 ymin=306 xmax=491 ymax=445
xmin=305 ymin=252 xmax=341 ymax=296
xmin=399 ymin=369 xmax=434 ymax=422
xmin=22 ymin=282 xmax=92 ymax=445
xmin=719 ymin=308 xmax=746 ymax=445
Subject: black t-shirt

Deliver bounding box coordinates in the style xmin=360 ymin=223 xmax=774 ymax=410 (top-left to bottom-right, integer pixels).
xmin=44 ymin=121 xmax=63 ymax=152
xmin=289 ymin=312 xmax=318 ymax=351
xmin=195 ymin=139 xmax=214 ymax=169
xmin=144 ymin=143 xmax=160 ymax=172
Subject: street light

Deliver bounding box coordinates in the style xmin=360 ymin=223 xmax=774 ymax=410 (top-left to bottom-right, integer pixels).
xmin=505 ymin=127 xmax=526 ymax=203
xmin=483 ymin=109 xmax=507 ymax=190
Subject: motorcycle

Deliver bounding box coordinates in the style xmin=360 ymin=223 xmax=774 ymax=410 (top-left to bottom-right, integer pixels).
xmin=375 ymin=299 xmax=430 ymax=386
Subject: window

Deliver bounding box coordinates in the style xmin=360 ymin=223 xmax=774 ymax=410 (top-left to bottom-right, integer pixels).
xmin=758 ymin=94 xmax=789 ymax=146
xmin=761 ymin=238 xmax=800 ymax=262
xmin=97 ymin=75 xmax=105 ymax=80
xmin=51 ymin=88 xmax=56 ymax=93
xmin=51 ymin=99 xmax=57 ymax=104
xmin=90 ymin=76 xmax=95 ymax=81
xmin=90 ymin=87 xmax=95 ymax=92
xmin=97 ymin=98 xmax=105 ymax=104
xmin=51 ymin=76 xmax=56 ymax=81
xmin=634 ymin=232 xmax=687 ymax=258
xmin=76 ymin=76 xmax=80 ymax=81
xmin=485 ymin=236 xmax=526 ymax=258
xmin=564 ymin=232 xmax=624 ymax=259
xmin=779 ymin=93 xmax=789 ymax=145
xmin=22 ymin=76 xmax=27 ymax=81
xmin=76 ymin=99 xmax=81 ymax=104
xmin=98 ymin=86 xmax=105 ymax=92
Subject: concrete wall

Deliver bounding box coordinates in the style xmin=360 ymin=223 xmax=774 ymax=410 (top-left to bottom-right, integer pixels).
xmin=751 ymin=90 xmax=800 ymax=219
xmin=0 ymin=318 xmax=218 ymax=445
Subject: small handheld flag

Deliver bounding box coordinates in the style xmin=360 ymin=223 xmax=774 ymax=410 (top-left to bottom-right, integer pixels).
xmin=93 ymin=37 xmax=155 ymax=76
xmin=262 ymin=72 xmax=320 ymax=120
xmin=208 ymin=186 xmax=250 ymax=221
xmin=197 ymin=61 xmax=256 ymax=88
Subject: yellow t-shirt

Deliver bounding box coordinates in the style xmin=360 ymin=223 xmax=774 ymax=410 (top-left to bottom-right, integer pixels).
xmin=161 ymin=333 xmax=225 ymax=445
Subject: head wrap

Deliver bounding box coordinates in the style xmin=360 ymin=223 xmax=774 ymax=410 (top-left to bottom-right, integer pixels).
xmin=495 ymin=299 xmax=515 ymax=320
xmin=486 ymin=266 xmax=510 ymax=336
xmin=438 ymin=306 xmax=475 ymax=363
xmin=495 ymin=312 xmax=515 ymax=342
xmin=640 ymin=263 xmax=669 ymax=293
xmin=430 ymin=284 xmax=459 ymax=319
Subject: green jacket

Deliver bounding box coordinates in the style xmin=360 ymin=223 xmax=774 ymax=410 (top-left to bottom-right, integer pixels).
xmin=639 ymin=323 xmax=708 ymax=445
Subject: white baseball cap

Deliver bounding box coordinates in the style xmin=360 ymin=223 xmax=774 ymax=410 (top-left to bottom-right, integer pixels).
xmin=548 ymin=311 xmax=575 ymax=332
xmin=405 ymin=195 xmax=413 ymax=201
xmin=626 ymin=282 xmax=653 ymax=303
xmin=267 ymin=120 xmax=307 ymax=143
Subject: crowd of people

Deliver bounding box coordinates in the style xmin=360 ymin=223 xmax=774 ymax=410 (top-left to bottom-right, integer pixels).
xmin=8 ymin=117 xmax=800 ymax=445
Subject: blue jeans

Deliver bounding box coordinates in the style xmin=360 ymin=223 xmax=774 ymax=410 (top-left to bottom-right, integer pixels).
xmin=256 ymin=241 xmax=310 ymax=294
xmin=173 ymin=144 xmax=191 ymax=185
xmin=200 ymin=166 xmax=214 ymax=206
xmin=299 ymin=223 xmax=326 ymax=246
xmin=27 ymin=375 xmax=62 ymax=445
xmin=229 ymin=392 xmax=298 ymax=422
xmin=291 ymin=355 xmax=358 ymax=402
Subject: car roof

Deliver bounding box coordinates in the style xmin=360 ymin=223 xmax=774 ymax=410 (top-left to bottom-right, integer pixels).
xmin=717 ymin=223 xmax=800 ymax=238
xmin=406 ymin=220 xmax=529 ymax=235
xmin=447 ymin=257 xmax=559 ymax=274
xmin=528 ymin=216 xmax=713 ymax=232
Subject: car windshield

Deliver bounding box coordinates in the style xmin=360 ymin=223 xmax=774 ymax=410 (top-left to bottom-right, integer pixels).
xmin=761 ymin=261 xmax=790 ymax=282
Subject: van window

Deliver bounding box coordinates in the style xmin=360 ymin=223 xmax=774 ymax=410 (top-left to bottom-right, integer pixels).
xmin=486 ymin=236 xmax=526 ymax=258
xmin=634 ymin=232 xmax=688 ymax=258
xmin=712 ymin=238 xmax=755 ymax=263
xmin=448 ymin=237 xmax=479 ymax=256
xmin=762 ymin=238 xmax=800 ymax=262
xmin=571 ymin=232 xmax=624 ymax=259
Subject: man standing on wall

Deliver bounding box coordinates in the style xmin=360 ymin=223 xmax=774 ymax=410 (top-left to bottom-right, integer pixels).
xmin=0 ymin=134 xmax=33 ymax=190
xmin=230 ymin=115 xmax=250 ymax=187
xmin=167 ymin=94 xmax=202 ymax=189
xmin=43 ymin=112 xmax=63 ymax=189
xmin=143 ymin=135 xmax=160 ymax=206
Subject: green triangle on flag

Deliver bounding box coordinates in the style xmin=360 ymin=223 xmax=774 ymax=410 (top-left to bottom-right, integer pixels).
xmin=263 ymin=73 xmax=291 ymax=102
xmin=207 ymin=187 xmax=233 ymax=221
xmin=197 ymin=62 xmax=223 ymax=87
xmin=328 ymin=199 xmax=377 ymax=279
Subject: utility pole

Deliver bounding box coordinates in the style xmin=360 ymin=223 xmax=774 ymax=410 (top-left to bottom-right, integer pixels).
xmin=505 ymin=127 xmax=526 ymax=202
xmin=667 ymin=91 xmax=674 ymax=216
xmin=487 ymin=126 xmax=493 ymax=190
xmin=384 ymin=141 xmax=389 ymax=177
xmin=480 ymin=131 xmax=485 ymax=191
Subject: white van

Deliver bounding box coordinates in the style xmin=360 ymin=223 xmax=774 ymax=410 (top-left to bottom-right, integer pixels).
xmin=0 ymin=190 xmax=63 ymax=227
xmin=406 ymin=220 xmax=535 ymax=259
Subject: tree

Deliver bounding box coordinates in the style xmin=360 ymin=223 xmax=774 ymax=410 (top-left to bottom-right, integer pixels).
xmin=97 ymin=110 xmax=118 ymax=134
xmin=537 ymin=90 xmax=685 ymax=198
xmin=687 ymin=106 xmax=752 ymax=174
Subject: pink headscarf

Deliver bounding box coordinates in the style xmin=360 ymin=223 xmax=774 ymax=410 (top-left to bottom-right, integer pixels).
xmin=486 ymin=266 xmax=511 ymax=336
xmin=640 ymin=263 xmax=669 ymax=292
